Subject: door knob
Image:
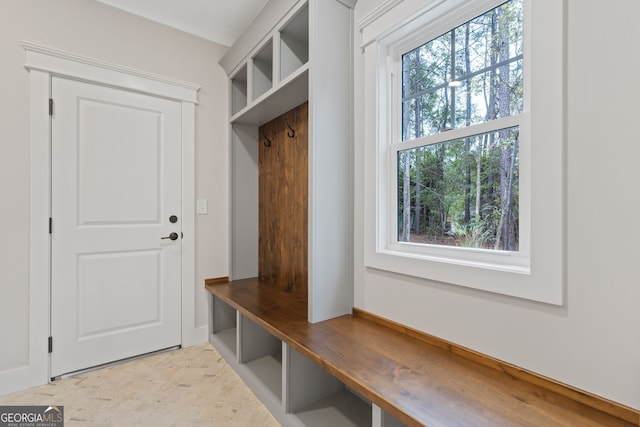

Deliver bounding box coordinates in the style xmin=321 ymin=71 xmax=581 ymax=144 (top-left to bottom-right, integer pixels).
xmin=161 ymin=232 xmax=179 ymax=241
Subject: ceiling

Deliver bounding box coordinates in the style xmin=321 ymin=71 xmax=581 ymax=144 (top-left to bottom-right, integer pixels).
xmin=96 ymin=0 xmax=269 ymax=47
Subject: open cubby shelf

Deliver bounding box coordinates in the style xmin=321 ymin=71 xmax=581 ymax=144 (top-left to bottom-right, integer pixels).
xmin=252 ymin=39 xmax=273 ymax=100
xmin=228 ymin=1 xmax=310 ymax=127
xmin=245 ymin=353 xmax=283 ymax=400
xmin=230 ymin=64 xmax=247 ymax=116
xmin=292 ymin=389 xmax=372 ymax=427
xmin=209 ymin=327 xmax=236 ymax=357
xmin=280 ymin=2 xmax=309 ymax=81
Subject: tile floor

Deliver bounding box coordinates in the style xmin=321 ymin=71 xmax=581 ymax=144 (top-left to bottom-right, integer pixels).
xmin=0 ymin=343 xmax=281 ymax=426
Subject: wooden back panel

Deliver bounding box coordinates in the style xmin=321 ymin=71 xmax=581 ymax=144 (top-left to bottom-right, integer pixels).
xmin=258 ymin=102 xmax=308 ymax=297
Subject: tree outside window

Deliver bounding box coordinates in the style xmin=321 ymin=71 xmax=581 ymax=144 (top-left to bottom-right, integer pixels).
xmin=397 ymin=0 xmax=522 ymax=251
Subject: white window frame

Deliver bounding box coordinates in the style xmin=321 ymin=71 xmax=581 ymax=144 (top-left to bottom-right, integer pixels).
xmin=361 ymin=0 xmax=565 ymax=304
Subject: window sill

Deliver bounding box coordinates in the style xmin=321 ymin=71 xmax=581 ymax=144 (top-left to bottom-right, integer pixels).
xmin=365 ymin=247 xmax=562 ymax=305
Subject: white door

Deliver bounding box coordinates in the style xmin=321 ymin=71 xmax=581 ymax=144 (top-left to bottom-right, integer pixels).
xmin=50 ymin=77 xmax=182 ymax=377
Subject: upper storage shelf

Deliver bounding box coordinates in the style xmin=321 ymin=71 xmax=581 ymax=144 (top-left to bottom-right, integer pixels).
xmin=228 ymin=2 xmax=310 ymax=126
xmin=252 ymin=39 xmax=273 ymax=100
xmin=280 ymin=3 xmax=309 ymax=81
xmin=231 ymin=64 xmax=308 ymax=126
xmin=230 ymin=64 xmax=247 ymax=116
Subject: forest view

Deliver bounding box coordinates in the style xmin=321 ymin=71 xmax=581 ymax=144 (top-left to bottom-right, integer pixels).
xmin=398 ymin=0 xmax=522 ymax=251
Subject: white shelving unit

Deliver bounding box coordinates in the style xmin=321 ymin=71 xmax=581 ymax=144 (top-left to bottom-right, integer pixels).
xmin=209 ymin=1 xmax=408 ymax=426
xmin=224 ymin=0 xmax=354 ymax=323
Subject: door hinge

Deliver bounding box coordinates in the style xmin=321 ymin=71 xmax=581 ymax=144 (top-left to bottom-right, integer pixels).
xmin=48 ymin=336 xmax=53 ymax=353
xmin=49 ymin=217 xmax=52 ymax=234
xmin=49 ymin=98 xmax=53 ymax=116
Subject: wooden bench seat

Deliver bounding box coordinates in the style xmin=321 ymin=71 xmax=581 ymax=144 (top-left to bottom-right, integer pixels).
xmin=206 ymin=277 xmax=639 ymax=427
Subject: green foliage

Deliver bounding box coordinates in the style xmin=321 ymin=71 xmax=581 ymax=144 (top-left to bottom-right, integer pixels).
xmin=397 ymin=0 xmax=522 ymax=252
xmin=453 ymin=219 xmax=493 ymax=249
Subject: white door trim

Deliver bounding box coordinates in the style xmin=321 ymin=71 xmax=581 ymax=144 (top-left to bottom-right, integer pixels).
xmin=20 ymin=41 xmax=200 ymax=391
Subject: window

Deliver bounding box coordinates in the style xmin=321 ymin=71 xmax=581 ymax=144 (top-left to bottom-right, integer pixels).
xmin=361 ymin=0 xmax=565 ymax=304
xmin=398 ymin=1 xmax=523 ymax=252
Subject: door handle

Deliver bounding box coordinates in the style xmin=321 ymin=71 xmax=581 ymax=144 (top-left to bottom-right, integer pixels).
xmin=161 ymin=232 xmax=179 ymax=241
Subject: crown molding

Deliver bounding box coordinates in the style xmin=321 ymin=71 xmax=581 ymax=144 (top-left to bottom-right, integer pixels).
xmin=356 ymin=0 xmax=403 ymax=32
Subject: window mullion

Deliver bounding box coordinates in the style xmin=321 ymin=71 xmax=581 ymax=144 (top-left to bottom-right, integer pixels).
xmin=401 ymin=54 xmax=523 ymax=104
xmin=392 ymin=115 xmax=523 ymax=151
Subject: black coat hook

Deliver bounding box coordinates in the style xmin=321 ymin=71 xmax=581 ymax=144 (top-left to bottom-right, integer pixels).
xmin=285 ymin=119 xmax=296 ymax=138
xmin=262 ymin=132 xmax=272 ymax=147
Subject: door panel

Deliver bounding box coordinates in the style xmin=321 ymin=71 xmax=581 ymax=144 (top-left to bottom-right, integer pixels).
xmin=51 ymin=77 xmax=182 ymax=377
xmin=77 ymin=250 xmax=161 ymax=337
xmin=77 ymin=99 xmax=161 ymax=224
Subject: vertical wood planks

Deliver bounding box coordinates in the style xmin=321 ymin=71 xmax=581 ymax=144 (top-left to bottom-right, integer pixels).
xmin=258 ymin=102 xmax=309 ymax=298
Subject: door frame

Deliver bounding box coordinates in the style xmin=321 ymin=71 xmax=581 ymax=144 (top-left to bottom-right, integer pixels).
xmin=22 ymin=41 xmax=201 ymax=385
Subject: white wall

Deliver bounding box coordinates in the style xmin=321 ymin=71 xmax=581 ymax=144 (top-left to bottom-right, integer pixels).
xmin=0 ymin=0 xmax=228 ymax=392
xmin=353 ymin=0 xmax=640 ymax=410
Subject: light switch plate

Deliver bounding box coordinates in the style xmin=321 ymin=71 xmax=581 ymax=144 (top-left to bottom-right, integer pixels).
xmin=197 ymin=199 xmax=208 ymax=215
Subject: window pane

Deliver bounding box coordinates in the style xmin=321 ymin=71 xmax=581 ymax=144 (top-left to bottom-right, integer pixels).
xmin=402 ymin=87 xmax=451 ymax=139
xmin=397 ymin=126 xmax=519 ymax=251
xmin=402 ymin=33 xmax=451 ymax=97
xmin=453 ymin=59 xmax=523 ymax=127
xmin=453 ymin=2 xmax=523 ymax=77
xmin=401 ymin=0 xmax=523 ymax=141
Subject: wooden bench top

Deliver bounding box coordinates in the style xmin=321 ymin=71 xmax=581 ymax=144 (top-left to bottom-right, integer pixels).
xmin=206 ymin=278 xmax=639 ymax=427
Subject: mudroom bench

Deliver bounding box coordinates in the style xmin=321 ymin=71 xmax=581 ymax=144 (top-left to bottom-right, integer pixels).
xmin=205 ymin=277 xmax=638 ymax=427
